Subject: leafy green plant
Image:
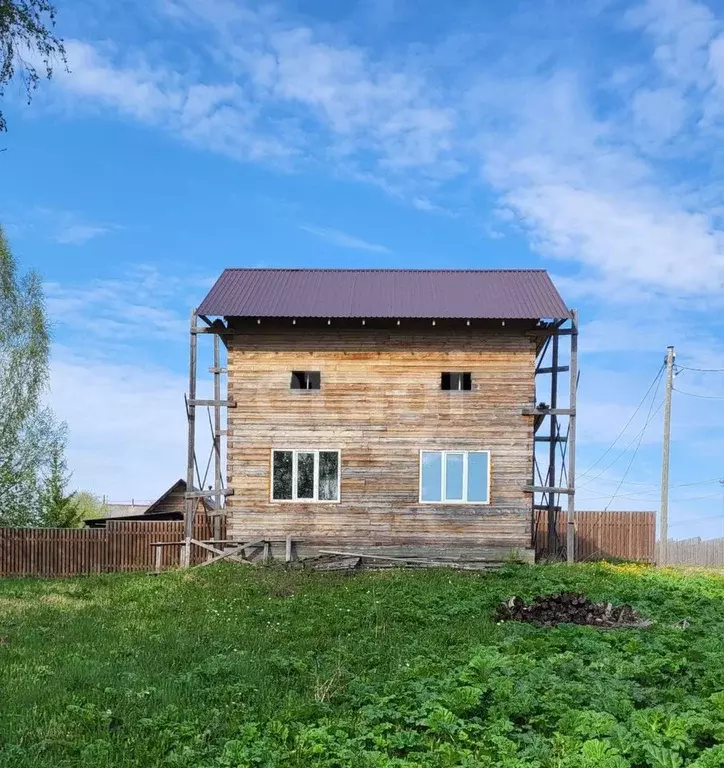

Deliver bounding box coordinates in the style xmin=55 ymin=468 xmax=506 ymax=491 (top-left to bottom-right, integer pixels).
xmin=2 ymin=564 xmax=724 ymax=766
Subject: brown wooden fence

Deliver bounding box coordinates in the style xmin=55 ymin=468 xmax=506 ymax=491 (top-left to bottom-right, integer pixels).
xmin=2 ymin=510 xmax=656 ymax=577
xmin=0 ymin=517 xmax=225 ymax=577
xmin=534 ymin=509 xmax=656 ymax=563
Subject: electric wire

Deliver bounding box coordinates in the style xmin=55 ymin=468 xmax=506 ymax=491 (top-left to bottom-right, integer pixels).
xmin=603 ymin=373 xmax=663 ymax=511
xmin=676 ymin=365 xmax=724 ymax=373
xmin=577 ymin=398 xmax=664 ymax=489
xmin=577 ymin=363 xmax=665 ymax=481
xmin=672 ymin=387 xmax=724 ymax=400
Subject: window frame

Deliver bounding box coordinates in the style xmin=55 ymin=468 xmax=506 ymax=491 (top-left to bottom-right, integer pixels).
xmin=270 ymin=449 xmax=341 ymax=503
xmin=418 ymin=449 xmax=491 ymax=505
xmin=441 ymin=372 xmax=472 ymax=391
xmin=290 ymin=371 xmax=321 ymax=390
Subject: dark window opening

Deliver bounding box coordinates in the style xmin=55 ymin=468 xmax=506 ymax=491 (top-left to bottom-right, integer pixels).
xmin=441 ymin=372 xmax=472 ymax=391
xmin=291 ymin=371 xmax=321 ymax=390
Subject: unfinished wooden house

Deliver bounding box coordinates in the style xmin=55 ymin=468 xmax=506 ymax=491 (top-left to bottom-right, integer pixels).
xmin=186 ymin=268 xmax=577 ymax=568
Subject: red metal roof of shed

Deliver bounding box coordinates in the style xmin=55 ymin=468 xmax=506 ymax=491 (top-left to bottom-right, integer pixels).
xmin=198 ymin=268 xmax=570 ymax=320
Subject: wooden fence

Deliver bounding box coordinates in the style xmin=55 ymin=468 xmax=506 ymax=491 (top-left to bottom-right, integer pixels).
xmin=2 ymin=510 xmax=657 ymax=577
xmin=659 ymin=538 xmax=724 ymax=567
xmin=0 ymin=517 xmax=225 ymax=577
xmin=534 ymin=509 xmax=656 ymax=563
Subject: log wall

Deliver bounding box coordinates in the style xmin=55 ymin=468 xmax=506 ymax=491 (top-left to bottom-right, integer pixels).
xmin=226 ymin=323 xmax=537 ymax=553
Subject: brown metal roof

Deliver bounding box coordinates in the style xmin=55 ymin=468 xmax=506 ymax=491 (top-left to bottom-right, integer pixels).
xmin=198 ymin=268 xmax=570 ymax=320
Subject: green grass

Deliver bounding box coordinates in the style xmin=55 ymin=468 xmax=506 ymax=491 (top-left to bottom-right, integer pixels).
xmin=2 ymin=563 xmax=724 ymax=767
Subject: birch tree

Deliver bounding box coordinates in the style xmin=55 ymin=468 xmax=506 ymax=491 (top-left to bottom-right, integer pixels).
xmin=0 ymin=0 xmax=66 ymax=132
xmin=0 ymin=225 xmax=65 ymax=525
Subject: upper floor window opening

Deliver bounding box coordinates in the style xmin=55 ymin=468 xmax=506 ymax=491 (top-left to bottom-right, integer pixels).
xmin=441 ymin=372 xmax=472 ymax=391
xmin=291 ymin=371 xmax=321 ymax=390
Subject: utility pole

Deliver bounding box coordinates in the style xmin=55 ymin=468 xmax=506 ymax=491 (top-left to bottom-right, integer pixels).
xmin=659 ymin=345 xmax=675 ymax=566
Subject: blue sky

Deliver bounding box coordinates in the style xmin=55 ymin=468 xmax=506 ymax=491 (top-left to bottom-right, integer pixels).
xmin=2 ymin=0 xmax=724 ymax=537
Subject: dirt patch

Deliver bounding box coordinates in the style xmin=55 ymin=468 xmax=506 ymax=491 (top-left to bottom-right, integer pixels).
xmin=496 ymin=592 xmax=652 ymax=629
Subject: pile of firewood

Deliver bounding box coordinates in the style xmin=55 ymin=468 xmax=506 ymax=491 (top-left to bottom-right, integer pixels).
xmin=496 ymin=592 xmax=651 ymax=629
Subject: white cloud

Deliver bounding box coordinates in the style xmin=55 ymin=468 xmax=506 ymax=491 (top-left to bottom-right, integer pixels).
xmin=631 ymin=86 xmax=688 ymax=143
xmin=49 ymin=349 xmax=188 ymax=499
xmin=45 ymin=266 xmax=217 ymax=499
xmin=35 ymin=1 xmax=724 ymax=300
xmin=54 ymin=223 xmax=114 ymax=245
xmin=29 ymin=1 xmax=724 ymax=305
xmin=61 ymin=40 xmax=183 ymax=121
xmin=1 ymin=207 xmax=119 ymax=246
xmin=300 ymin=225 xmax=391 ymax=253
xmin=45 ymin=264 xmax=213 ymax=344
xmin=56 ymin=40 xmax=294 ymax=163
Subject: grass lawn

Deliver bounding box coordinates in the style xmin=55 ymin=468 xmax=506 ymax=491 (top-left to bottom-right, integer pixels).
xmin=2 ymin=563 xmax=724 ymax=767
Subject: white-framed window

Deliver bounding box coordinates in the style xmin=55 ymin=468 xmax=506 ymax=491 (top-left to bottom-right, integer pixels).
xmin=419 ymin=450 xmax=490 ymax=504
xmin=271 ymin=449 xmax=340 ymax=502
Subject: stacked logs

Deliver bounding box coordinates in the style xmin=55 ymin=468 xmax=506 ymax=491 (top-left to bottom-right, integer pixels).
xmin=496 ymin=592 xmax=651 ymax=629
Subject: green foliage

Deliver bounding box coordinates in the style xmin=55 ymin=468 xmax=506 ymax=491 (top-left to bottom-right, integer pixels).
xmin=38 ymin=440 xmax=83 ymax=527
xmin=0 ymin=225 xmax=66 ymax=526
xmin=73 ymin=491 xmax=106 ymax=522
xmin=2 ymin=564 xmax=724 ymax=767
xmin=0 ymin=0 xmax=66 ymax=132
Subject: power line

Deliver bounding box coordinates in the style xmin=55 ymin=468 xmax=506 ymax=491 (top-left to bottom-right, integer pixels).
xmin=580 ymin=488 xmax=724 ymax=504
xmin=577 ymin=399 xmax=664 ymax=489
xmin=673 ymin=387 xmax=724 ymax=400
xmin=579 ymin=476 xmax=723 ymax=489
xmin=672 ymin=491 xmax=724 ymax=502
xmin=676 ymin=365 xmax=724 ymax=373
xmin=577 ymin=364 xmax=665 ymax=480
xmin=603 ymin=372 xmax=663 ymax=511
xmin=669 ymin=510 xmax=724 ymax=527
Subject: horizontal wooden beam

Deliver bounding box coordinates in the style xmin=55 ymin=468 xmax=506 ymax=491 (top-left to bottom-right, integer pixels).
xmin=536 ymin=365 xmax=570 ymax=374
xmin=534 ymin=435 xmax=568 ymax=443
xmin=192 ymin=327 xmax=232 ymax=335
xmin=524 ymin=485 xmax=574 ymax=495
xmin=184 ymin=488 xmax=234 ymax=499
xmin=522 ymin=407 xmax=575 ymax=416
xmin=208 ymin=367 xmax=228 ymax=374
xmin=188 ymin=399 xmax=237 ymax=408
xmin=527 ymin=328 xmax=573 ymax=337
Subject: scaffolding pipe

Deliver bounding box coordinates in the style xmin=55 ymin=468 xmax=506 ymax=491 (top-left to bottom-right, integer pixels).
xmin=183 ymin=309 xmax=198 ymax=567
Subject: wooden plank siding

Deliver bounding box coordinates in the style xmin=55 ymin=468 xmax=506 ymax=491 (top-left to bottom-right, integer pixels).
xmin=225 ymin=325 xmax=537 ymax=555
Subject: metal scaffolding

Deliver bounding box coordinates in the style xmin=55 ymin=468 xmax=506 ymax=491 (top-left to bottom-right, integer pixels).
xmin=181 ymin=309 xmax=234 ymax=567
xmin=527 ymin=310 xmax=579 ymax=562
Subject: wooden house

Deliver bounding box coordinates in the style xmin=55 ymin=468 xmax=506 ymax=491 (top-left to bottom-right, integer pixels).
xmin=84 ymin=480 xmax=203 ymax=528
xmin=194 ymin=268 xmax=575 ymax=566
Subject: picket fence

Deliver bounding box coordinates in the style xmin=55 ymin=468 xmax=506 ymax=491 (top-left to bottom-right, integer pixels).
xmin=659 ymin=537 xmax=724 ymax=568
xmin=0 ymin=509 xmax=659 ymax=578
xmin=534 ymin=509 xmax=656 ymax=563
xmin=0 ymin=518 xmax=225 ymax=577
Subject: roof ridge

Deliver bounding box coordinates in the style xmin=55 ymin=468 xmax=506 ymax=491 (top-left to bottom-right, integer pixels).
xmin=221 ymin=267 xmax=549 ymax=273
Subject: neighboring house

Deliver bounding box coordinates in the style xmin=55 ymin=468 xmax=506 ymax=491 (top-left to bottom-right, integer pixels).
xmin=102 ymin=501 xmax=150 ymax=519
xmin=196 ymin=268 xmax=572 ymax=564
xmin=85 ymin=479 xmax=190 ymax=528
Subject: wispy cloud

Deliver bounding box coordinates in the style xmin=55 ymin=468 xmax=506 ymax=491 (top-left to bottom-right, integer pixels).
xmin=45 ymin=267 xmax=215 ymax=499
xmin=34 ymin=0 xmax=724 ymax=300
xmin=45 ymin=264 xmax=213 ymax=344
xmin=54 ymin=223 xmax=115 ymax=245
xmin=300 ymin=225 xmax=391 ymax=253
xmin=1 ymin=206 xmax=119 ymax=246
